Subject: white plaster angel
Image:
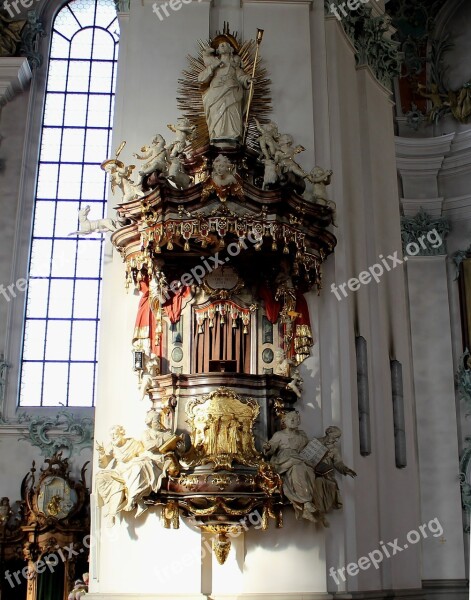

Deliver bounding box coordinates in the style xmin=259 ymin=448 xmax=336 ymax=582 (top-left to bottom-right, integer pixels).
xmin=306 ymin=166 xmax=337 ymax=224
xmin=167 ymin=154 xmax=193 ymax=189
xmin=101 ymin=158 xmax=144 ymax=203
xmin=254 ymin=118 xmax=280 ymax=160
xmin=274 ymin=349 xmax=290 ymax=377
xmin=211 ymin=154 xmax=238 ymax=187
xmin=133 ymin=134 xmax=169 ymax=176
xmin=274 ymin=134 xmax=310 ymax=180
xmin=167 ymin=117 xmax=196 ymax=158
xmin=201 ymin=154 xmax=244 ymax=202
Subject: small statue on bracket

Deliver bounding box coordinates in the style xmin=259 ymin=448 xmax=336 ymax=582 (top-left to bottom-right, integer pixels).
xmin=306 ymin=166 xmax=337 ymax=225
xmin=139 ymin=353 xmax=160 ymax=402
xmin=0 ymin=497 xmax=12 ymax=527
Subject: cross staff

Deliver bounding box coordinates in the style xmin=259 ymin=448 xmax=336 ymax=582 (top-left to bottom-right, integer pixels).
xmin=243 ymin=28 xmax=264 ymax=145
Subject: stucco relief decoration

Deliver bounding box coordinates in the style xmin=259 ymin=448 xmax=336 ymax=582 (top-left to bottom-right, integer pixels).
xmin=401 ymin=208 xmax=449 ymax=256
xmin=18 ymin=411 xmax=94 ymax=458
xmin=336 ymin=4 xmax=402 ymax=88
xmin=0 ymin=10 xmax=45 ymax=68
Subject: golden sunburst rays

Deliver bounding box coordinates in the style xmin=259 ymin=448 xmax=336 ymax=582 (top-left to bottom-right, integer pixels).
xmin=177 ymin=36 xmax=272 ymax=155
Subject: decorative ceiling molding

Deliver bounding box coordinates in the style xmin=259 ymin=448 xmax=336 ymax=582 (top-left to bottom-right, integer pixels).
xmin=395 ymin=133 xmax=456 ymax=157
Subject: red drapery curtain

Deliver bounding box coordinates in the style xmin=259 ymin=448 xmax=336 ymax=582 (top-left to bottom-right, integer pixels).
xmin=132 ymin=279 xmax=161 ymax=357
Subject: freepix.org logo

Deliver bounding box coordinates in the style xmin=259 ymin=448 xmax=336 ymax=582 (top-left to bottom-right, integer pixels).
xmin=2 ymin=0 xmax=42 ymax=18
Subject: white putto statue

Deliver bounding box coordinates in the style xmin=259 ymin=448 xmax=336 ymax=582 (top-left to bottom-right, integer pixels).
xmin=133 ymin=134 xmax=168 ymax=176
xmin=101 ymin=158 xmax=144 ymax=203
xmin=167 ymin=117 xmax=196 ymax=158
xmin=255 ymin=118 xmax=280 ymax=160
xmin=198 ymin=40 xmax=252 ymax=144
xmin=306 ymin=166 xmax=337 ymax=224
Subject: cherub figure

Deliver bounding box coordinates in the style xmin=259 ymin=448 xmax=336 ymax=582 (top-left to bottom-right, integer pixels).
xmin=201 ymin=154 xmax=244 ymax=202
xmin=133 ymin=134 xmax=168 ymax=176
xmin=167 ymin=118 xmax=196 ymax=158
xmin=139 ymin=354 xmax=160 ymax=402
xmin=274 ymin=349 xmax=290 ymax=377
xmin=68 ymin=579 xmax=87 ymax=600
xmin=286 ymin=367 xmax=303 ymax=398
xmin=307 ymin=166 xmax=337 ymax=225
xmin=274 ymin=134 xmax=310 ymax=180
xmin=167 ymin=155 xmax=193 ymax=189
xmin=254 ymin=118 xmax=280 ymax=160
xmin=101 ymin=158 xmax=144 ymax=203
xmin=211 ymin=154 xmax=238 ymax=187
xmin=417 ymin=82 xmax=447 ymax=110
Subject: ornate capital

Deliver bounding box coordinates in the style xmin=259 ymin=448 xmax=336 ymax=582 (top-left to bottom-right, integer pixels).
xmin=401 ymin=208 xmax=449 ymax=256
xmin=114 ymin=0 xmax=130 ymax=12
xmin=19 ymin=11 xmax=46 ymax=71
xmin=327 ymin=3 xmax=402 ymax=88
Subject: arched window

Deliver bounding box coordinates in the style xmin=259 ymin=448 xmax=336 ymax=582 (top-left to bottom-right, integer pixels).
xmin=19 ymin=0 xmax=119 ymax=407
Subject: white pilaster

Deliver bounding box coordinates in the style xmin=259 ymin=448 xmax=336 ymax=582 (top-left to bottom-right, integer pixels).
xmin=406 ymin=256 xmax=466 ymax=581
